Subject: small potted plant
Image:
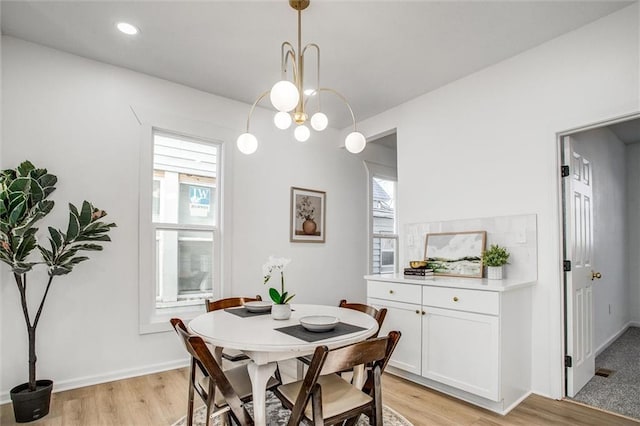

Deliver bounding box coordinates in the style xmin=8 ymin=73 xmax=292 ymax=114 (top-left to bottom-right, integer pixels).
xmin=0 ymin=161 xmax=115 ymax=422
xmin=482 ymin=244 xmax=510 ymax=280
xmin=263 ymin=256 xmax=294 ymax=320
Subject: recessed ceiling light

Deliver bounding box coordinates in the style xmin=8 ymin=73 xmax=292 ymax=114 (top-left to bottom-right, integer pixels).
xmin=116 ymin=22 xmax=139 ymax=35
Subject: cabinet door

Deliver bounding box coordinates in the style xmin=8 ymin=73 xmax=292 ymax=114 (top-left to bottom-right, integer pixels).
xmin=369 ymin=298 xmax=422 ymax=375
xmin=422 ymin=306 xmax=500 ymax=401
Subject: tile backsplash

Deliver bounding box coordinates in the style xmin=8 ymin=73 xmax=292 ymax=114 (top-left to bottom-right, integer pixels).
xmin=403 ymin=214 xmax=537 ymax=282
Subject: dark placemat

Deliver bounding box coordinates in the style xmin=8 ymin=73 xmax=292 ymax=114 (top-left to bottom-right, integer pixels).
xmin=224 ymin=307 xmax=272 ymax=318
xmin=275 ymin=322 xmax=367 ymax=342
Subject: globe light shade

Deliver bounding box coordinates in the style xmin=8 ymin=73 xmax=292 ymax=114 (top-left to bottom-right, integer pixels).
xmin=294 ymin=125 xmax=311 ymax=142
xmin=270 ymin=80 xmax=299 ymax=112
xmin=345 ymin=131 xmax=366 ymax=154
xmin=236 ymin=133 xmax=258 ymax=155
xmin=274 ymin=111 xmax=292 ymax=130
xmin=310 ymin=112 xmax=328 ymax=131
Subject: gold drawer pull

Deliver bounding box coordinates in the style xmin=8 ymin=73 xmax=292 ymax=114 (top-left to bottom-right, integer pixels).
xmin=453 ymin=297 xmax=459 ymax=302
xmin=389 ymin=290 xmax=394 ymax=294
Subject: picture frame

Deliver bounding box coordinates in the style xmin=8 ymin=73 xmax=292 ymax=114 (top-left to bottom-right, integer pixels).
xmin=290 ymin=187 xmax=326 ymax=243
xmin=424 ymin=231 xmax=487 ymax=278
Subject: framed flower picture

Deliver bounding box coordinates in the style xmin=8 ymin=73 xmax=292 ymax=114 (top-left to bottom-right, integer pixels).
xmin=290 ymin=187 xmax=326 ymax=243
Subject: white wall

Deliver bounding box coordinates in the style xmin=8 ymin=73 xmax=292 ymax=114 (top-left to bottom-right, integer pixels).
xmin=0 ymin=36 xmax=383 ymax=399
xmin=357 ymin=4 xmax=639 ymax=399
xmin=570 ymin=128 xmax=629 ymax=351
xmin=628 ymin=143 xmax=640 ymax=324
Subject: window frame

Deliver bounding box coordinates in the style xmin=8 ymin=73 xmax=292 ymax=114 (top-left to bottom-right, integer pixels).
xmin=135 ymin=106 xmax=233 ymax=334
xmin=365 ymin=162 xmax=398 ymax=275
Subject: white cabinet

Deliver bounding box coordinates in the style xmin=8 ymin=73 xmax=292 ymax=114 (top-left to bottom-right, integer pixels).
xmin=369 ymin=298 xmax=422 ymax=375
xmin=422 ymin=306 xmax=499 ymax=400
xmin=366 ymin=274 xmax=533 ymax=415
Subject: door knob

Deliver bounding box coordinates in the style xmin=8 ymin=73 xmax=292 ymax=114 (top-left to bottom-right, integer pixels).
xmin=591 ymin=271 xmax=602 ymax=280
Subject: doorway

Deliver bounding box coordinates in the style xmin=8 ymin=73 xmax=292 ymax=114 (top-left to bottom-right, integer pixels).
xmin=560 ymin=113 xmax=640 ymax=419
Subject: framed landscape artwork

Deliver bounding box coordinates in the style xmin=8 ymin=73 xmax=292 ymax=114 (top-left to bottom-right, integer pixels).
xmin=424 ymin=231 xmax=486 ymax=277
xmin=290 ymin=187 xmax=326 ymax=243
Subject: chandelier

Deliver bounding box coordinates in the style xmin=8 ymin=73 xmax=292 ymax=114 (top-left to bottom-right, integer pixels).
xmin=236 ymin=0 xmax=366 ymax=155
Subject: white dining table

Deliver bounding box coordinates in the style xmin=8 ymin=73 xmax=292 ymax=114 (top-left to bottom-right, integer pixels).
xmin=188 ymin=303 xmax=379 ymax=426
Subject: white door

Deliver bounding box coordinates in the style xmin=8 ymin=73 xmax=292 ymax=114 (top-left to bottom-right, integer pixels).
xmin=563 ymin=136 xmax=595 ymax=397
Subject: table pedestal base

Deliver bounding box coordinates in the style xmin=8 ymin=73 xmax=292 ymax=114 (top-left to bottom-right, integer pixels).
xmin=246 ymin=361 xmax=277 ymax=426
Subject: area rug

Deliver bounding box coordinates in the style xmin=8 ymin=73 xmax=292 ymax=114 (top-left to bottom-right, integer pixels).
xmin=171 ymin=390 xmax=413 ymax=425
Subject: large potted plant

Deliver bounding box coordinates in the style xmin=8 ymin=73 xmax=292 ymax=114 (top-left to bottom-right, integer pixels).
xmin=0 ymin=161 xmax=115 ymax=422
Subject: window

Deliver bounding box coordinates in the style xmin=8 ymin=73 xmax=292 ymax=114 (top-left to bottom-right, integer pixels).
xmin=371 ymin=176 xmax=397 ymax=274
xmin=152 ymin=132 xmax=218 ymax=308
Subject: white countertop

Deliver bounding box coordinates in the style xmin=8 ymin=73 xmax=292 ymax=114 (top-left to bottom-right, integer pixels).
xmin=364 ymin=273 xmax=535 ymax=292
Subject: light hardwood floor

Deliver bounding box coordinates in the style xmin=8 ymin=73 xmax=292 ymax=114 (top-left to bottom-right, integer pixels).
xmin=1 ymin=369 xmax=638 ymax=425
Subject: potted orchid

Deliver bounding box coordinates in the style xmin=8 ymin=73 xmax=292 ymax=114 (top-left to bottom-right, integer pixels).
xmin=263 ymin=256 xmax=294 ymax=320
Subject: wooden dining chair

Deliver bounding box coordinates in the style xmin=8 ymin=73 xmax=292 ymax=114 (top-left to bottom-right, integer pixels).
xmin=170 ymin=318 xmax=278 ymax=426
xmin=205 ymin=295 xmax=262 ymax=363
xmin=297 ymin=299 xmax=388 ymax=378
xmin=338 ymin=299 xmax=387 ymax=338
xmin=275 ymin=331 xmax=401 ymax=426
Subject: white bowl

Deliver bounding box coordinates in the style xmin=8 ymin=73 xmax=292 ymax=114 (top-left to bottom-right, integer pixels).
xmin=299 ymin=315 xmax=339 ymax=332
xmin=243 ymin=301 xmax=272 ymax=313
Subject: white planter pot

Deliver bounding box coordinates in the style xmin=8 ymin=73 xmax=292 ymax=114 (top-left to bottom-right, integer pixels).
xmin=271 ymin=304 xmax=291 ymax=320
xmin=487 ymin=266 xmax=504 ymax=280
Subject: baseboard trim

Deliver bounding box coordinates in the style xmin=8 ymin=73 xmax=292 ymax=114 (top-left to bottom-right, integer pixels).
xmin=595 ymin=321 xmax=638 ymax=356
xmin=0 ymin=358 xmax=189 ymax=405
xmin=503 ymin=390 xmax=533 ymax=413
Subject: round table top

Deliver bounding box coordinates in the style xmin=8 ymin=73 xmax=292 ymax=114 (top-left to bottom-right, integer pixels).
xmin=188 ymin=303 xmax=379 ymax=353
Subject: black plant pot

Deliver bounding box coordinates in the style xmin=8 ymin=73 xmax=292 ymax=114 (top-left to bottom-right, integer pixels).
xmin=10 ymin=380 xmax=53 ymax=423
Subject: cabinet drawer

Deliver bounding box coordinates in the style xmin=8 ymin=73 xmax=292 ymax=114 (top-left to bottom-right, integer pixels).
xmin=422 ymin=286 xmax=499 ymax=315
xmin=367 ymin=281 xmax=421 ymax=304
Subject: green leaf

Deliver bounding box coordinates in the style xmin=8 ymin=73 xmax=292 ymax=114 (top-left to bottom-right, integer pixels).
xmin=48 ymin=227 xmax=63 ymax=252
xmin=8 ymin=177 xmax=30 ymax=193
xmin=29 ymin=179 xmax=44 ymax=204
xmin=69 ymin=256 xmax=89 ymax=264
xmin=9 ymin=200 xmax=26 ymax=225
xmin=15 ymin=235 xmax=37 ymax=261
xmin=69 ymin=203 xmax=80 ymax=219
xmin=66 ymin=211 xmax=80 ymax=241
xmin=12 ymin=262 xmax=35 ymax=274
xmin=37 ymin=246 xmax=53 ymax=263
xmin=36 ymin=200 xmax=54 ymax=215
xmin=268 ymin=288 xmax=281 ymax=304
xmin=38 ymin=173 xmax=57 ymax=190
xmin=49 ymin=265 xmax=72 ymax=276
xmin=8 ymin=192 xmax=26 ymax=214
xmin=72 ymin=243 xmax=103 ymax=251
xmin=73 ymin=234 xmax=111 ymax=242
xmin=16 ymin=161 xmax=35 ymax=177
xmin=283 ymin=294 xmax=296 ymax=304
xmin=280 ymin=291 xmax=288 ymax=304
xmin=79 ymin=201 xmax=92 ymax=227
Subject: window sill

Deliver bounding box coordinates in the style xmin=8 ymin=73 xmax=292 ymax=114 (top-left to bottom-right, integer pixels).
xmin=139 ymin=303 xmax=207 ymax=334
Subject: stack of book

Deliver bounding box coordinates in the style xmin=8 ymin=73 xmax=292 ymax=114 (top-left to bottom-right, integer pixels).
xmin=403 ymin=267 xmax=434 ymax=279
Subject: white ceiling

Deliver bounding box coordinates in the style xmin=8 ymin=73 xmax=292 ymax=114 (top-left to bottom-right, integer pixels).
xmin=0 ymin=0 xmax=633 ymax=129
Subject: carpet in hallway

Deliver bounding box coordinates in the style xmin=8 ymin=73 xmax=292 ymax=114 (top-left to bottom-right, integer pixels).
xmin=572 ymin=326 xmax=640 ymax=420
